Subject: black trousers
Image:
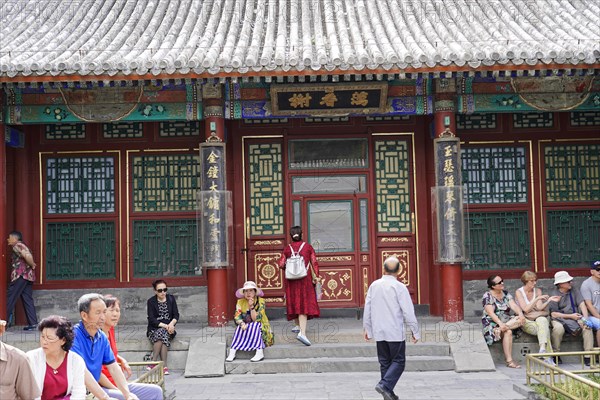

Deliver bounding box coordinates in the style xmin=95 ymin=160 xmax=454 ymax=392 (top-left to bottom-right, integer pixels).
xmin=6 ymin=276 xmax=38 ymax=325
xmin=376 ymin=340 xmax=406 ymax=393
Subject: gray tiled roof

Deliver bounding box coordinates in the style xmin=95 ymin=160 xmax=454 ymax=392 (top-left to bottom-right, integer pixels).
xmin=1 ymin=0 xmax=599 ymax=79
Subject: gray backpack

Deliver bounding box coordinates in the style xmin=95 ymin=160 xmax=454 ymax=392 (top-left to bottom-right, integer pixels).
xmin=285 ymin=242 xmax=307 ymax=280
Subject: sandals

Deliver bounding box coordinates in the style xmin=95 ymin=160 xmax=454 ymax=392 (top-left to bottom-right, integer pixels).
xmin=506 ymin=360 xmax=521 ymax=369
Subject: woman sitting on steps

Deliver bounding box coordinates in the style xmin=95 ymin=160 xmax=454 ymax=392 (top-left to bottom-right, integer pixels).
xmin=226 ymin=281 xmax=273 ymax=362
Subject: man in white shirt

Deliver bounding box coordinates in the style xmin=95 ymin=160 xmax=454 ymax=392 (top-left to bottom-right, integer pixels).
xmin=363 ymin=257 xmax=421 ymax=400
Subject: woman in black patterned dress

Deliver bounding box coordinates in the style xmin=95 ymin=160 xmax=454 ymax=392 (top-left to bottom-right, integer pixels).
xmin=146 ymin=279 xmax=179 ymax=375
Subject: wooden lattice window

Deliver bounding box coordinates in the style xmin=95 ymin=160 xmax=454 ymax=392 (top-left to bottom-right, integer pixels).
xmin=132 ymin=154 xmax=199 ymax=212
xmin=46 ymin=157 xmax=115 ymax=214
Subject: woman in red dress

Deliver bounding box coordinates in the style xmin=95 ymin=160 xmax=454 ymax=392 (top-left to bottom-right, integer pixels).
xmin=278 ymin=226 xmax=321 ymax=346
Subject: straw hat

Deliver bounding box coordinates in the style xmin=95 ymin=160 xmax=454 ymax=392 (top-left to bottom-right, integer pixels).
xmin=235 ymin=281 xmax=264 ymax=298
xmin=553 ymin=271 xmax=574 ymax=285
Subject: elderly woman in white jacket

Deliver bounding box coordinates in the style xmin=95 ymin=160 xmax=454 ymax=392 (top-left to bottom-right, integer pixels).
xmin=27 ymin=315 xmax=87 ymax=400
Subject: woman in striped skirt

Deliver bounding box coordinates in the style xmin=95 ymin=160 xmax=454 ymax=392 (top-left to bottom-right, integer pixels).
xmin=226 ymin=281 xmax=273 ymax=362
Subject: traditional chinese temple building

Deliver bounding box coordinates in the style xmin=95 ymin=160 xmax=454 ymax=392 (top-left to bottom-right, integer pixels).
xmin=1 ymin=0 xmax=599 ymax=324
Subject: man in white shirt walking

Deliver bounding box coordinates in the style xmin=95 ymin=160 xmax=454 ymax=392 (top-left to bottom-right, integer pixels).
xmin=363 ymin=256 xmax=421 ymax=400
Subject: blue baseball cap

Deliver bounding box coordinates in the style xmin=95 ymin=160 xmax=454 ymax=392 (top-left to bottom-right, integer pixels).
xmin=591 ymin=260 xmax=600 ymax=269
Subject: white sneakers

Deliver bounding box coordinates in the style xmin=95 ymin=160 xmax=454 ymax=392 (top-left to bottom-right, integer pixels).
xmin=226 ymin=348 xmax=264 ymax=362
xmin=296 ymin=333 xmax=312 ymax=346
xmin=291 ymin=325 xmax=300 ymax=333
xmin=225 ymin=349 xmax=236 ymax=362
xmin=250 ymin=349 xmax=264 ymax=362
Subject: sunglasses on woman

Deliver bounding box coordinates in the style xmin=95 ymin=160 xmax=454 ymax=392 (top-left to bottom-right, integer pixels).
xmin=156 ymin=288 xmax=168 ymax=293
xmin=493 ymin=280 xmax=504 ymax=286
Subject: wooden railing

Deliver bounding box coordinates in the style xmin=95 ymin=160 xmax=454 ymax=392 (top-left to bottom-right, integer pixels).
xmin=86 ymin=361 xmax=166 ymax=400
xmin=525 ymin=349 xmax=600 ymax=400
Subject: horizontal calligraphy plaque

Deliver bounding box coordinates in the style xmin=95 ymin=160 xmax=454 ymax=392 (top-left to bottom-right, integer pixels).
xmin=271 ymin=83 xmax=388 ymax=116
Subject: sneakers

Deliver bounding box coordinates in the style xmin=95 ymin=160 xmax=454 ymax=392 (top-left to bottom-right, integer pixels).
xmin=23 ymin=325 xmax=37 ymax=331
xmin=296 ymin=333 xmax=311 ymax=346
xmin=544 ymin=357 xmax=556 ymax=366
xmin=226 ymin=349 xmax=237 ymax=362
xmin=291 ymin=325 xmax=300 ymax=333
xmin=250 ymin=349 xmax=264 ymax=362
xmin=163 ymin=367 xmax=170 ymax=375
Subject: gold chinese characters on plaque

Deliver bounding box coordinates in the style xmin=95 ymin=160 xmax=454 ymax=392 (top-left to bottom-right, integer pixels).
xmin=270 ymin=83 xmax=388 ymax=116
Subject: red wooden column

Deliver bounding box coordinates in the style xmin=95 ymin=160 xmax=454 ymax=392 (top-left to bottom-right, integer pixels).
xmin=434 ymin=111 xmax=464 ymax=322
xmin=0 ymin=123 xmax=7 ymax=320
xmin=14 ymin=147 xmax=33 ymax=250
xmin=204 ymin=89 xmax=229 ymax=327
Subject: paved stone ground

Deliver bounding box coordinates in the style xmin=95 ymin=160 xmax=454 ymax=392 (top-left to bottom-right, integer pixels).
xmin=163 ymin=369 xmax=529 ymax=400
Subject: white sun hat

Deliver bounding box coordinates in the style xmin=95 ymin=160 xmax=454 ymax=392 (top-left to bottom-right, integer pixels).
xmin=235 ymin=281 xmax=264 ymax=298
xmin=553 ymin=271 xmax=574 ymax=285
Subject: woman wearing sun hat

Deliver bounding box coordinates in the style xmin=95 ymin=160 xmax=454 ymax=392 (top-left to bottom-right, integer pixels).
xmin=226 ymin=281 xmax=273 ymax=362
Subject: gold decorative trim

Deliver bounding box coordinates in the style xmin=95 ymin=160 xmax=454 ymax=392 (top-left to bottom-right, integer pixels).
xmin=320 ymin=268 xmax=353 ymax=302
xmin=363 ymin=267 xmax=369 ymax=300
xmin=318 ymin=256 xmax=353 ymax=262
xmin=254 ymin=240 xmax=283 ymax=245
xmin=254 ymin=253 xmax=283 ymax=290
xmin=381 ymin=237 xmax=409 ymax=242
xmin=381 ymin=250 xmax=410 ymax=286
xmin=263 ymin=297 xmax=285 ymax=303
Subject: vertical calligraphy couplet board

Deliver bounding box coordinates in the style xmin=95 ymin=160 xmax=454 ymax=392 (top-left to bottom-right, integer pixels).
xmin=432 ymin=137 xmax=466 ymax=264
xmin=198 ymin=143 xmax=231 ymax=269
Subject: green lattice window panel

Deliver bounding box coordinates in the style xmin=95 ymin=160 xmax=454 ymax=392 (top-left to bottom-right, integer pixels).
xmin=46 ymin=222 xmax=116 ymax=280
xmin=547 ymin=209 xmax=600 ymax=269
xmin=132 ymin=154 xmax=199 ymax=212
xmin=45 ymin=124 xmax=86 ymax=140
xmin=103 ymin=122 xmax=143 ymax=138
xmin=544 ymin=144 xmax=600 ymax=202
xmin=456 ymin=114 xmax=497 ymax=130
xmin=375 ymin=140 xmax=411 ymax=232
xmin=513 ymin=112 xmax=554 ymax=129
xmin=133 ymin=220 xmax=198 ymax=277
xmin=47 ymin=157 xmax=115 ymax=214
xmin=248 ymin=143 xmax=283 ymax=236
xmin=462 ymin=146 xmax=528 ymax=204
xmin=570 ymin=111 xmax=600 ymax=127
xmin=159 ymin=121 xmax=201 ymax=137
xmin=464 ymin=211 xmax=530 ymax=270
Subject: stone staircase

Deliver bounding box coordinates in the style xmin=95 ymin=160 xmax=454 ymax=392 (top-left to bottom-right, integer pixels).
xmin=226 ymin=341 xmax=454 ymax=374
xmin=223 ymin=316 xmax=455 ymax=375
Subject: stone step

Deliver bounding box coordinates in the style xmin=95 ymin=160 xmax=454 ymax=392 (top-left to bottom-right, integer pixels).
xmin=231 ymin=342 xmax=450 ymax=360
xmin=225 ymin=355 xmax=455 ymax=374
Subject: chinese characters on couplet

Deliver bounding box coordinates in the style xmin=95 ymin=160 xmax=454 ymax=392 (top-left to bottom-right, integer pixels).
xmin=199 ymin=144 xmax=229 ymax=268
xmin=433 ymin=137 xmax=465 ymax=263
